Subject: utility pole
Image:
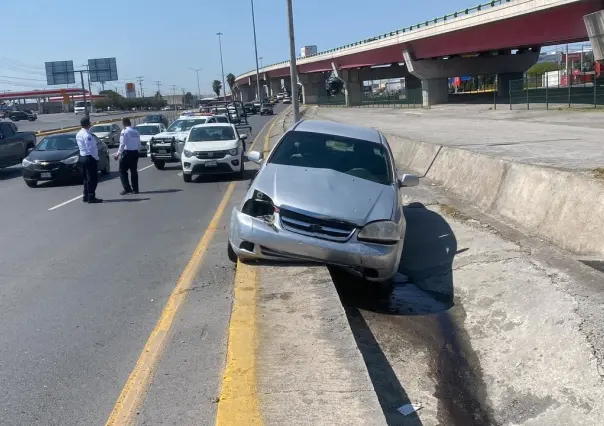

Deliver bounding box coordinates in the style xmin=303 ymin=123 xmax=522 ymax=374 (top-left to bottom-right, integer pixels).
xmin=137 ymin=76 xmax=144 ymax=97
xmin=170 ymin=84 xmax=177 ymax=107
xmin=286 ymin=0 xmax=300 ymax=121
xmin=182 ymin=88 xmax=186 ymax=108
xmin=216 ymin=32 xmax=228 ymax=101
xmin=250 ymin=0 xmax=261 ymax=101
xmin=189 ymin=67 xmax=202 ymax=102
xmin=153 ymin=80 xmax=162 ymax=96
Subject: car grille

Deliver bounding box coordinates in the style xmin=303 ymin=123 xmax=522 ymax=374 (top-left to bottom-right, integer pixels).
xmin=279 ymin=208 xmax=356 ymax=242
xmin=196 ymin=150 xmax=228 ymax=159
xmin=33 ymin=161 xmax=60 ymax=171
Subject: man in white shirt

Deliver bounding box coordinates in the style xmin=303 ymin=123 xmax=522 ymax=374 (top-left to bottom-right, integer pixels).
xmin=114 ymin=117 xmax=141 ymax=195
xmin=76 ymin=117 xmax=103 ymax=204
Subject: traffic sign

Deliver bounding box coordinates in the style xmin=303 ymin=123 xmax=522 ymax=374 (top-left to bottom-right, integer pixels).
xmin=88 ymin=58 xmax=118 ymax=82
xmin=45 ymin=61 xmax=75 ymax=85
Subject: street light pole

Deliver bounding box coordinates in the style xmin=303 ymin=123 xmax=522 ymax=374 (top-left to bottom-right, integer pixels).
xmin=216 ymin=32 xmax=228 ymax=101
xmin=286 ymin=0 xmax=300 ymax=122
xmin=189 ymin=67 xmax=202 ymax=103
xmin=259 ymin=57 xmax=264 ymax=68
xmin=250 ymin=0 xmax=262 ymax=101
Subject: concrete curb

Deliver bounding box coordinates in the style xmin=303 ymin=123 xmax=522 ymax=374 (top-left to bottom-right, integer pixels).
xmin=391 ymin=135 xmax=604 ymax=257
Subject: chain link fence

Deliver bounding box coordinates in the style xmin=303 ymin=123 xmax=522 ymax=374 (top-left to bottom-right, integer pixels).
xmin=510 ymin=72 xmax=604 ymax=109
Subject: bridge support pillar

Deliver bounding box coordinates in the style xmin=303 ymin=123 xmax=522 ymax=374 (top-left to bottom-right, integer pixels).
xmin=240 ymin=86 xmax=254 ymax=102
xmin=584 ymin=11 xmax=604 ymax=63
xmin=341 ymin=69 xmax=363 ymax=107
xmin=269 ymin=79 xmax=281 ymax=97
xmin=497 ymin=72 xmax=523 ymax=97
xmin=299 ymin=73 xmax=324 ymax=104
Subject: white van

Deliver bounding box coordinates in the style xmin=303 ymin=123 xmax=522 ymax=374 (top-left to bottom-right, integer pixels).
xmin=74 ymin=101 xmax=92 ymax=115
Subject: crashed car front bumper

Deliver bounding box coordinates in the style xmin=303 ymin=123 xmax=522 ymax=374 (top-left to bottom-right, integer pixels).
xmin=229 ymin=208 xmax=403 ymax=281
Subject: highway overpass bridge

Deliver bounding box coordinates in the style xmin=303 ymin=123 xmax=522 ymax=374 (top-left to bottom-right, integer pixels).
xmin=234 ymin=0 xmax=604 ymax=107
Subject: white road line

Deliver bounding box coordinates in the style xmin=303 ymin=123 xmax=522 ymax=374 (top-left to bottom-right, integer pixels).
xmin=138 ymin=164 xmax=154 ymax=172
xmin=177 ymin=172 xmax=183 ymax=177
xmin=48 ymin=195 xmax=83 ymax=211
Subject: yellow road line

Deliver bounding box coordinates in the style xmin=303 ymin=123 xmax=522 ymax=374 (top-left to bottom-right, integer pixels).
xmin=214 ymin=261 xmax=262 ymax=426
xmin=214 ymin=105 xmax=289 ymax=426
xmin=263 ymin=106 xmax=289 ymax=155
xmin=104 ymin=182 xmax=236 ymax=426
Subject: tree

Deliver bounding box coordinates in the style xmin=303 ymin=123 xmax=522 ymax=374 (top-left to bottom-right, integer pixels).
xmin=226 ymin=73 xmax=236 ymax=95
xmin=184 ymin=92 xmax=194 ymax=107
xmin=527 ymin=62 xmax=563 ymax=76
xmin=212 ymin=80 xmax=222 ymax=97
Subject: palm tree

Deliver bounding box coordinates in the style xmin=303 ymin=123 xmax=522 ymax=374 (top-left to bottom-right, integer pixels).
xmin=212 ymin=80 xmax=222 ymax=97
xmin=226 ymin=73 xmax=236 ymax=96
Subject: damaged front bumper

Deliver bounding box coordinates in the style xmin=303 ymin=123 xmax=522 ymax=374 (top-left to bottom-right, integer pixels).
xmin=228 ymin=208 xmax=403 ymax=282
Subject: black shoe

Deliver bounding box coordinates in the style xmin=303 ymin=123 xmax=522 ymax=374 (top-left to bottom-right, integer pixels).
xmin=88 ymin=197 xmax=103 ymax=204
xmin=133 ymin=190 xmax=139 ymax=194
xmin=82 ymin=197 xmax=88 ymax=203
xmin=120 ymin=189 xmax=132 ymax=196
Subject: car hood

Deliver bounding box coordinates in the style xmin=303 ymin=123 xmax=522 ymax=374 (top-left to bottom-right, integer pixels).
xmin=153 ymin=131 xmax=187 ymax=141
xmin=140 ymin=135 xmax=154 ymax=142
xmin=27 ymin=149 xmax=79 ymax=162
xmin=252 ymin=164 xmax=395 ymax=226
xmin=92 ymin=132 xmax=110 ymax=139
xmin=185 ymin=140 xmax=238 ymax=151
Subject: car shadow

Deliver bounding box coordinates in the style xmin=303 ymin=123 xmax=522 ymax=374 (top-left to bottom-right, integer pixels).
xmin=101 ymin=197 xmax=151 ymax=203
xmin=193 ymin=169 xmax=258 ymax=184
xmin=0 ymin=167 xmax=22 ymax=181
xmin=136 ymin=189 xmax=182 ymax=195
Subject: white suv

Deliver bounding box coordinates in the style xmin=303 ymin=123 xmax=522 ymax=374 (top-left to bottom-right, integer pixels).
xmin=181 ymin=123 xmax=248 ymax=182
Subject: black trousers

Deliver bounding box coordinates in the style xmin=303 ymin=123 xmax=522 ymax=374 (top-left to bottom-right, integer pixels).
xmin=80 ymin=155 xmax=98 ymax=200
xmin=119 ymin=150 xmax=139 ymax=192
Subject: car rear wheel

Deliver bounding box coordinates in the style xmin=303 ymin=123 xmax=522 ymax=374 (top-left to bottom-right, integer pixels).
xmin=183 ymin=173 xmax=192 ymax=183
xmin=227 ymin=242 xmax=238 ymax=263
xmin=25 ymin=180 xmax=37 ymax=188
xmin=153 ymin=160 xmax=165 ymax=170
xmin=101 ymin=157 xmax=110 ymax=175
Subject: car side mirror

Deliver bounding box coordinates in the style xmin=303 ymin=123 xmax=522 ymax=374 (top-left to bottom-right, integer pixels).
xmin=398 ymin=173 xmax=419 ymax=188
xmin=247 ymin=150 xmax=263 ymax=164
xmin=240 ymin=134 xmax=248 ymax=141
xmin=28 ymin=147 xmax=34 ymax=153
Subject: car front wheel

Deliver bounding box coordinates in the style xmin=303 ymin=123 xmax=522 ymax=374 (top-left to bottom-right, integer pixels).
xmin=183 ymin=172 xmax=192 ymax=183
xmin=227 ymin=242 xmax=238 ymax=263
xmin=25 ymin=180 xmax=37 ymax=188
xmin=153 ymin=160 xmax=165 ymax=170
xmin=101 ymin=157 xmax=110 ymax=175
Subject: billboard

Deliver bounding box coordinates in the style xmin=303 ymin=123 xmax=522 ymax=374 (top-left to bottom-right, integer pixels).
xmin=125 ymin=82 xmax=136 ymax=99
xmin=300 ymin=45 xmax=317 ymax=57
xmin=45 ymin=60 xmax=75 ymax=85
xmin=88 ymin=57 xmax=118 ymax=82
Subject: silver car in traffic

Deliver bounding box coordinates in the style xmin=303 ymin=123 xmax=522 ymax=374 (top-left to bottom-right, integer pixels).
xmin=228 ymin=120 xmax=418 ymax=282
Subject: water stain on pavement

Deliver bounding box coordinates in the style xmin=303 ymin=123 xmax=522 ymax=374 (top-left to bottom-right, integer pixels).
xmin=331 ymin=203 xmax=496 ymax=425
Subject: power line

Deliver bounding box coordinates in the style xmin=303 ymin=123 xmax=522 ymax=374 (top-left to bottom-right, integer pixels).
xmin=137 ymin=76 xmax=144 ymax=97
xmin=153 ymin=80 xmax=162 ymax=95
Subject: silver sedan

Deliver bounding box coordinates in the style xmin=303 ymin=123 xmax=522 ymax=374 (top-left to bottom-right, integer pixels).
xmin=228 ymin=120 xmax=418 ymax=284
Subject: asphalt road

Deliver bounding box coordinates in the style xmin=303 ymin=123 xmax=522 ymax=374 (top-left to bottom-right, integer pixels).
xmin=8 ymin=110 xmax=168 ymax=134
xmin=0 ymin=105 xmax=285 ymax=425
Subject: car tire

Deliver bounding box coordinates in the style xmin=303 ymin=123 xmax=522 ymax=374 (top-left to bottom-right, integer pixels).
xmin=183 ymin=173 xmax=192 ymax=183
xmin=153 ymin=160 xmax=165 ymax=170
xmin=11 ymin=117 xmax=18 ymax=122
xmin=227 ymin=242 xmax=238 ymax=263
xmin=25 ymin=180 xmax=37 ymax=188
xmin=238 ymin=154 xmax=245 ymax=178
xmin=101 ymin=157 xmax=110 ymax=175
xmin=374 ymin=279 xmax=396 ymax=297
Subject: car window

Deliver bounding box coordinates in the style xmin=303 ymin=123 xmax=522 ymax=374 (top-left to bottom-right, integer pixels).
xmin=167 ymin=118 xmax=207 ymax=132
xmin=188 ymin=126 xmax=235 ymax=142
xmin=36 ymin=135 xmax=78 ymax=151
xmin=269 ymin=131 xmax=392 ymax=185
xmin=216 ymin=116 xmax=229 ymax=123
xmin=90 ymin=125 xmax=111 ymax=133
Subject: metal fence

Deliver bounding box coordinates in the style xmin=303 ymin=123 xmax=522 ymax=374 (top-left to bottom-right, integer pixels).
xmin=318 ymin=88 xmax=423 ymax=108
xmin=510 ymin=72 xmax=604 ymax=109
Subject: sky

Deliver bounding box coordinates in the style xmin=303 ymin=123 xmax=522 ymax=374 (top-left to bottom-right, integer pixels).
xmin=0 ymin=0 xmax=589 ymax=96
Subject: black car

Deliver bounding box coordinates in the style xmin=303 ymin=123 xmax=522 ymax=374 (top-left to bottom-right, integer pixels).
xmin=243 ymin=102 xmax=257 ymax=115
xmin=9 ymin=110 xmax=37 ymax=122
xmin=22 ymin=134 xmax=110 ymax=188
xmin=259 ymin=103 xmax=274 ymax=115
xmin=144 ymin=114 xmax=169 ymax=127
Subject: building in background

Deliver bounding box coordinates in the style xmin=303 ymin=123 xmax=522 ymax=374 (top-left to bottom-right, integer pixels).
xmin=300 ymin=45 xmax=317 ymax=57
xmin=125 ymin=83 xmax=136 ymax=99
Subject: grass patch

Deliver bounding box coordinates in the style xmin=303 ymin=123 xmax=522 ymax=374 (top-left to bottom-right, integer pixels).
xmin=439 ymin=204 xmax=471 ymax=222
xmin=593 ymin=168 xmax=604 ymax=179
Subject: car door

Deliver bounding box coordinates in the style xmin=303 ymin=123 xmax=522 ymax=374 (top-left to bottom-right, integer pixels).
xmin=111 ymin=124 xmax=121 ymax=144
xmin=95 ymin=135 xmax=108 ymax=171
xmin=0 ymin=122 xmax=20 ymax=165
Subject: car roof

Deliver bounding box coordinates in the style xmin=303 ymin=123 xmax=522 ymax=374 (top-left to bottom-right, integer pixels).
xmin=136 ymin=123 xmax=161 ymax=127
xmin=190 ymin=122 xmax=234 ymax=129
xmin=293 ymin=120 xmax=382 ymax=144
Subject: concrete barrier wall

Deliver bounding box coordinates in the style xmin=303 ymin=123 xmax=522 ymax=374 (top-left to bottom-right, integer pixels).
xmin=391 ymin=137 xmax=604 ymax=257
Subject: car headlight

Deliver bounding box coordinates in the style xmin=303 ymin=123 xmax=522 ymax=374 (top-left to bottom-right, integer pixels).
xmin=357 ymin=220 xmax=400 ymax=245
xmin=228 ymin=148 xmax=238 ymax=156
xmin=61 ymin=155 xmax=79 ymax=165
xmin=22 ymin=158 xmax=33 ymax=167
xmin=184 ymin=149 xmax=193 ymax=158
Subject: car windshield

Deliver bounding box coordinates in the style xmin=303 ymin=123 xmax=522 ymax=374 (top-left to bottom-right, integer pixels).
xmin=36 ymin=135 xmax=78 ymax=151
xmin=136 ymin=125 xmax=160 ymax=135
xmin=215 ymin=116 xmax=229 ymax=123
xmin=269 ymin=131 xmax=392 ymax=185
xmin=90 ymin=125 xmax=111 ymax=133
xmin=146 ymin=115 xmax=162 ymax=122
xmin=188 ymin=126 xmax=235 ymax=142
xmin=167 ymin=118 xmax=206 ymax=132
